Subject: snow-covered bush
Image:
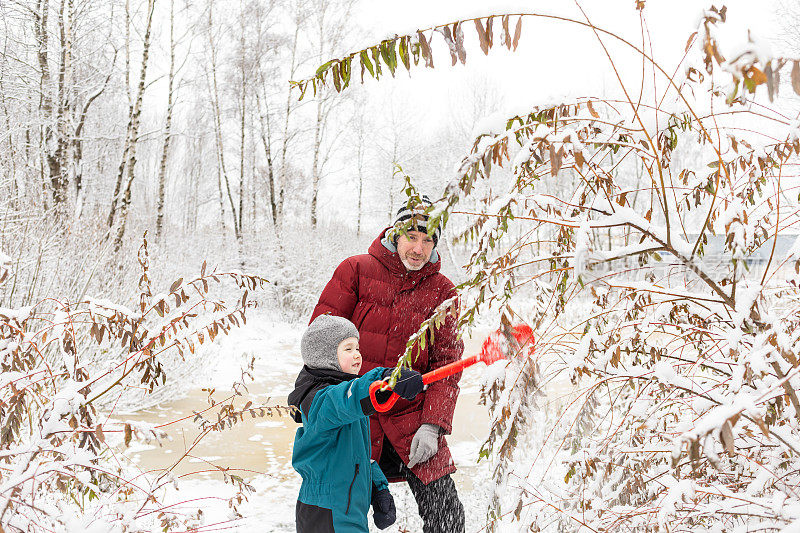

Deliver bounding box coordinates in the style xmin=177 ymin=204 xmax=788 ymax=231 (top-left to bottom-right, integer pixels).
xmin=297 ymin=5 xmax=800 ymax=531
xmin=255 ymin=224 xmax=374 ymax=319
xmin=0 ymin=234 xmax=267 ymax=531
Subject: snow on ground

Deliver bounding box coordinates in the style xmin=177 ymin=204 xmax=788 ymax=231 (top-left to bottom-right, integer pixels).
xmin=125 ymin=310 xmax=495 ymax=532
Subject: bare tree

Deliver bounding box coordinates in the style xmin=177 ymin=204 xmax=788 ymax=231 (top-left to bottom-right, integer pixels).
xmin=109 ymin=0 xmax=157 ymax=254
xmin=155 ymin=0 xmax=176 ymax=239
xmin=274 ymin=1 xmax=308 ymax=229
xmin=307 ymin=0 xmax=355 ymax=228
xmin=349 ymin=93 xmax=369 ymax=235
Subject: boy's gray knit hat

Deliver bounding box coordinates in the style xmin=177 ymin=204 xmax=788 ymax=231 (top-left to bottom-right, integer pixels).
xmin=301 ymin=314 xmax=360 ymax=372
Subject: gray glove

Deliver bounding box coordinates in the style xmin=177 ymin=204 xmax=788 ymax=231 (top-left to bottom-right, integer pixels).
xmin=407 ymin=423 xmax=440 ymax=468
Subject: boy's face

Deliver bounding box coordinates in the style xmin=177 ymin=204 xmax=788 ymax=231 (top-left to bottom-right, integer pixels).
xmin=337 ymin=336 xmax=361 ymax=374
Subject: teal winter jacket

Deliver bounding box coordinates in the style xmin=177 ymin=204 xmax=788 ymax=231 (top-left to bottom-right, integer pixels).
xmin=289 ymin=365 xmax=389 ymax=532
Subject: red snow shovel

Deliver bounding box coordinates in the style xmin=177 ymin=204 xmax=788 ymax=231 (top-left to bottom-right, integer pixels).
xmin=368 ymin=323 xmax=535 ymax=413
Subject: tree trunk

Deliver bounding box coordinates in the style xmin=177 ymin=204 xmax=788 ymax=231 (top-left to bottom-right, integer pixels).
xmin=255 ymin=86 xmax=278 ymax=227
xmin=33 ymin=0 xmax=66 ymax=210
xmin=310 ymin=96 xmax=322 ymax=228
xmin=112 ymin=0 xmax=157 ymax=253
xmin=206 ymin=0 xmax=238 ymax=239
xmin=74 ymin=67 xmax=114 ymax=218
xmin=237 ymin=10 xmax=246 ymax=241
xmin=356 ymin=147 xmax=364 ymax=236
xmin=52 ymin=0 xmax=71 ymax=210
xmin=107 ymin=0 xmax=133 ymax=230
xmin=277 ymin=18 xmax=302 ymax=230
xmin=156 ymin=0 xmax=176 ymax=240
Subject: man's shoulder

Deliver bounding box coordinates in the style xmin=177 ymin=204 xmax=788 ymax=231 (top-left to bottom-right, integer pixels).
xmin=335 ymin=253 xmax=384 ymax=273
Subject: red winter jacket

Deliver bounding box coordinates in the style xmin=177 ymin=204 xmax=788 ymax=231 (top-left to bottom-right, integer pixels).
xmin=310 ymin=229 xmax=463 ymax=484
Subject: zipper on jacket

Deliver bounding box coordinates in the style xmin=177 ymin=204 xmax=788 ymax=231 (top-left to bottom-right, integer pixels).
xmin=345 ymin=463 xmax=360 ymax=514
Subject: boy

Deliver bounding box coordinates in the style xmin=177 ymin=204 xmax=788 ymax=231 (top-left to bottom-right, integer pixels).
xmin=288 ymin=314 xmax=423 ymax=532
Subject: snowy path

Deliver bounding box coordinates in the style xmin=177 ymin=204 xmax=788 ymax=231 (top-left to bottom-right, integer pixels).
xmin=118 ymin=312 xmax=496 ymax=532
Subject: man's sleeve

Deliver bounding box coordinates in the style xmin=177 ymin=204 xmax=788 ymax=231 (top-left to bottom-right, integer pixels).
xmin=310 ymin=258 xmax=359 ymax=323
xmin=421 ymin=284 xmax=463 ymax=434
xmin=305 ymin=368 xmax=385 ymax=432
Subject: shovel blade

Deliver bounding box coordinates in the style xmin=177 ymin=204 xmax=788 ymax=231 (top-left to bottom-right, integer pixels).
xmin=479 ymin=323 xmax=535 ymax=365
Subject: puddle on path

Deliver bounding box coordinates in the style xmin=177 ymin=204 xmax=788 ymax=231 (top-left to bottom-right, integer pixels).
xmin=120 ymin=331 xmax=495 ymax=491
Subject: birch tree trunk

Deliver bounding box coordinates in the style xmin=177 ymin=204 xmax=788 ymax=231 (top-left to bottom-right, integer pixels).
xmin=310 ymin=95 xmax=323 ymax=228
xmin=353 ymin=109 xmax=366 ymax=236
xmin=52 ymin=0 xmax=71 ymax=211
xmin=107 ymin=0 xmax=133 ymax=230
xmin=33 ymin=0 xmax=60 ymax=211
xmin=156 ymin=0 xmax=176 ymax=239
xmin=255 ymin=84 xmax=278 ymax=227
xmin=237 ymin=5 xmax=246 ymax=241
xmin=111 ymin=0 xmax=157 ymax=253
xmin=277 ymin=15 xmax=303 ymax=230
xmin=206 ymin=0 xmax=239 ymax=239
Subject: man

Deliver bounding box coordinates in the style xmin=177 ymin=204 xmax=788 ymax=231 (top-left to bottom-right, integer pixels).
xmin=310 ymin=196 xmax=465 ymax=533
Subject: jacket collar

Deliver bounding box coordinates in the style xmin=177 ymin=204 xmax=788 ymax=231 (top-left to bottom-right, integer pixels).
xmin=287 ymin=366 xmax=357 ymax=423
xmin=369 ymin=227 xmax=441 ymax=279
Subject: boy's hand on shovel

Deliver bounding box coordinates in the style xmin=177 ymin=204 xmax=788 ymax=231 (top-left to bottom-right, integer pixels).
xmin=380 ymin=367 xmax=423 ymax=400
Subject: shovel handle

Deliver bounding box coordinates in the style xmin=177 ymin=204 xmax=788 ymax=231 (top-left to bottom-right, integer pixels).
xmin=367 ymin=326 xmax=534 ymax=413
xmin=368 ymin=355 xmax=481 ymax=413
xmin=369 ymin=380 xmax=399 ymax=413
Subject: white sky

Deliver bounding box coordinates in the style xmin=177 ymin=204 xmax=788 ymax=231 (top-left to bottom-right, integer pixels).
xmin=350 ymin=0 xmax=782 ymax=136
xmin=296 ymin=0 xmax=796 ymax=230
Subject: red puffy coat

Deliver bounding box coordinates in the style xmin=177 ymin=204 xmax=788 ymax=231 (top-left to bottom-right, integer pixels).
xmin=310 ymin=229 xmax=463 ymax=484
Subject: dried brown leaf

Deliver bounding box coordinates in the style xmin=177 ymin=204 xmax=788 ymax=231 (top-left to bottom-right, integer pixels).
xmin=689 ymin=438 xmax=700 ymax=465
xmin=454 ymin=22 xmax=466 ymax=64
xmin=418 ymin=31 xmax=433 ymax=68
xmin=513 ymin=16 xmax=522 ymax=51
xmin=475 ymin=18 xmax=489 ymax=55
xmin=575 ymin=151 xmax=585 ymax=170
xmin=792 ymin=61 xmax=800 ymax=96
xmin=745 ymin=65 xmax=767 ymax=87
xmin=442 ymin=25 xmax=457 ymax=66
xmin=550 ymin=145 xmax=563 ymax=176
xmin=685 ymin=31 xmax=698 ymax=53
xmin=765 ymin=62 xmax=776 ymax=101
xmin=720 ymin=421 xmax=734 ymax=455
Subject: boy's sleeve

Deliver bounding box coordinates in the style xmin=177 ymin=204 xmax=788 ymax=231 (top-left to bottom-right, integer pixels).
xmin=370 ymin=459 xmax=389 ymax=491
xmin=306 ymin=367 xmax=385 ymax=432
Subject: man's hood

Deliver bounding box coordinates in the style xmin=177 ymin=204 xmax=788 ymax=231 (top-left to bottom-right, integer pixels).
xmin=368 ymin=227 xmax=441 ymax=279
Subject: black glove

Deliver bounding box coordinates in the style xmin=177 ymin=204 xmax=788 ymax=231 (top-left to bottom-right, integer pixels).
xmin=371 ymin=487 xmax=396 ymax=529
xmin=383 ymin=367 xmax=424 ymax=400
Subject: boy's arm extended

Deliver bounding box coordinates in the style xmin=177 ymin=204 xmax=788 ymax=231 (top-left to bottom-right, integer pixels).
xmin=305 ymin=367 xmax=385 ymax=432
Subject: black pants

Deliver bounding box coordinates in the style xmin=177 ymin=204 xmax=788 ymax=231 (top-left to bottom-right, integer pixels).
xmin=379 ymin=438 xmax=465 ymax=533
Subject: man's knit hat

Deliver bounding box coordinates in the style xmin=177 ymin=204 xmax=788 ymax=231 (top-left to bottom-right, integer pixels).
xmin=391 ymin=195 xmax=440 ymax=247
xmin=301 ymin=314 xmax=360 ymax=372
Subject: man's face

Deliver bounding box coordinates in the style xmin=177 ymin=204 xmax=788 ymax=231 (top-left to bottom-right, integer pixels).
xmin=396 ymin=230 xmax=435 ymax=271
